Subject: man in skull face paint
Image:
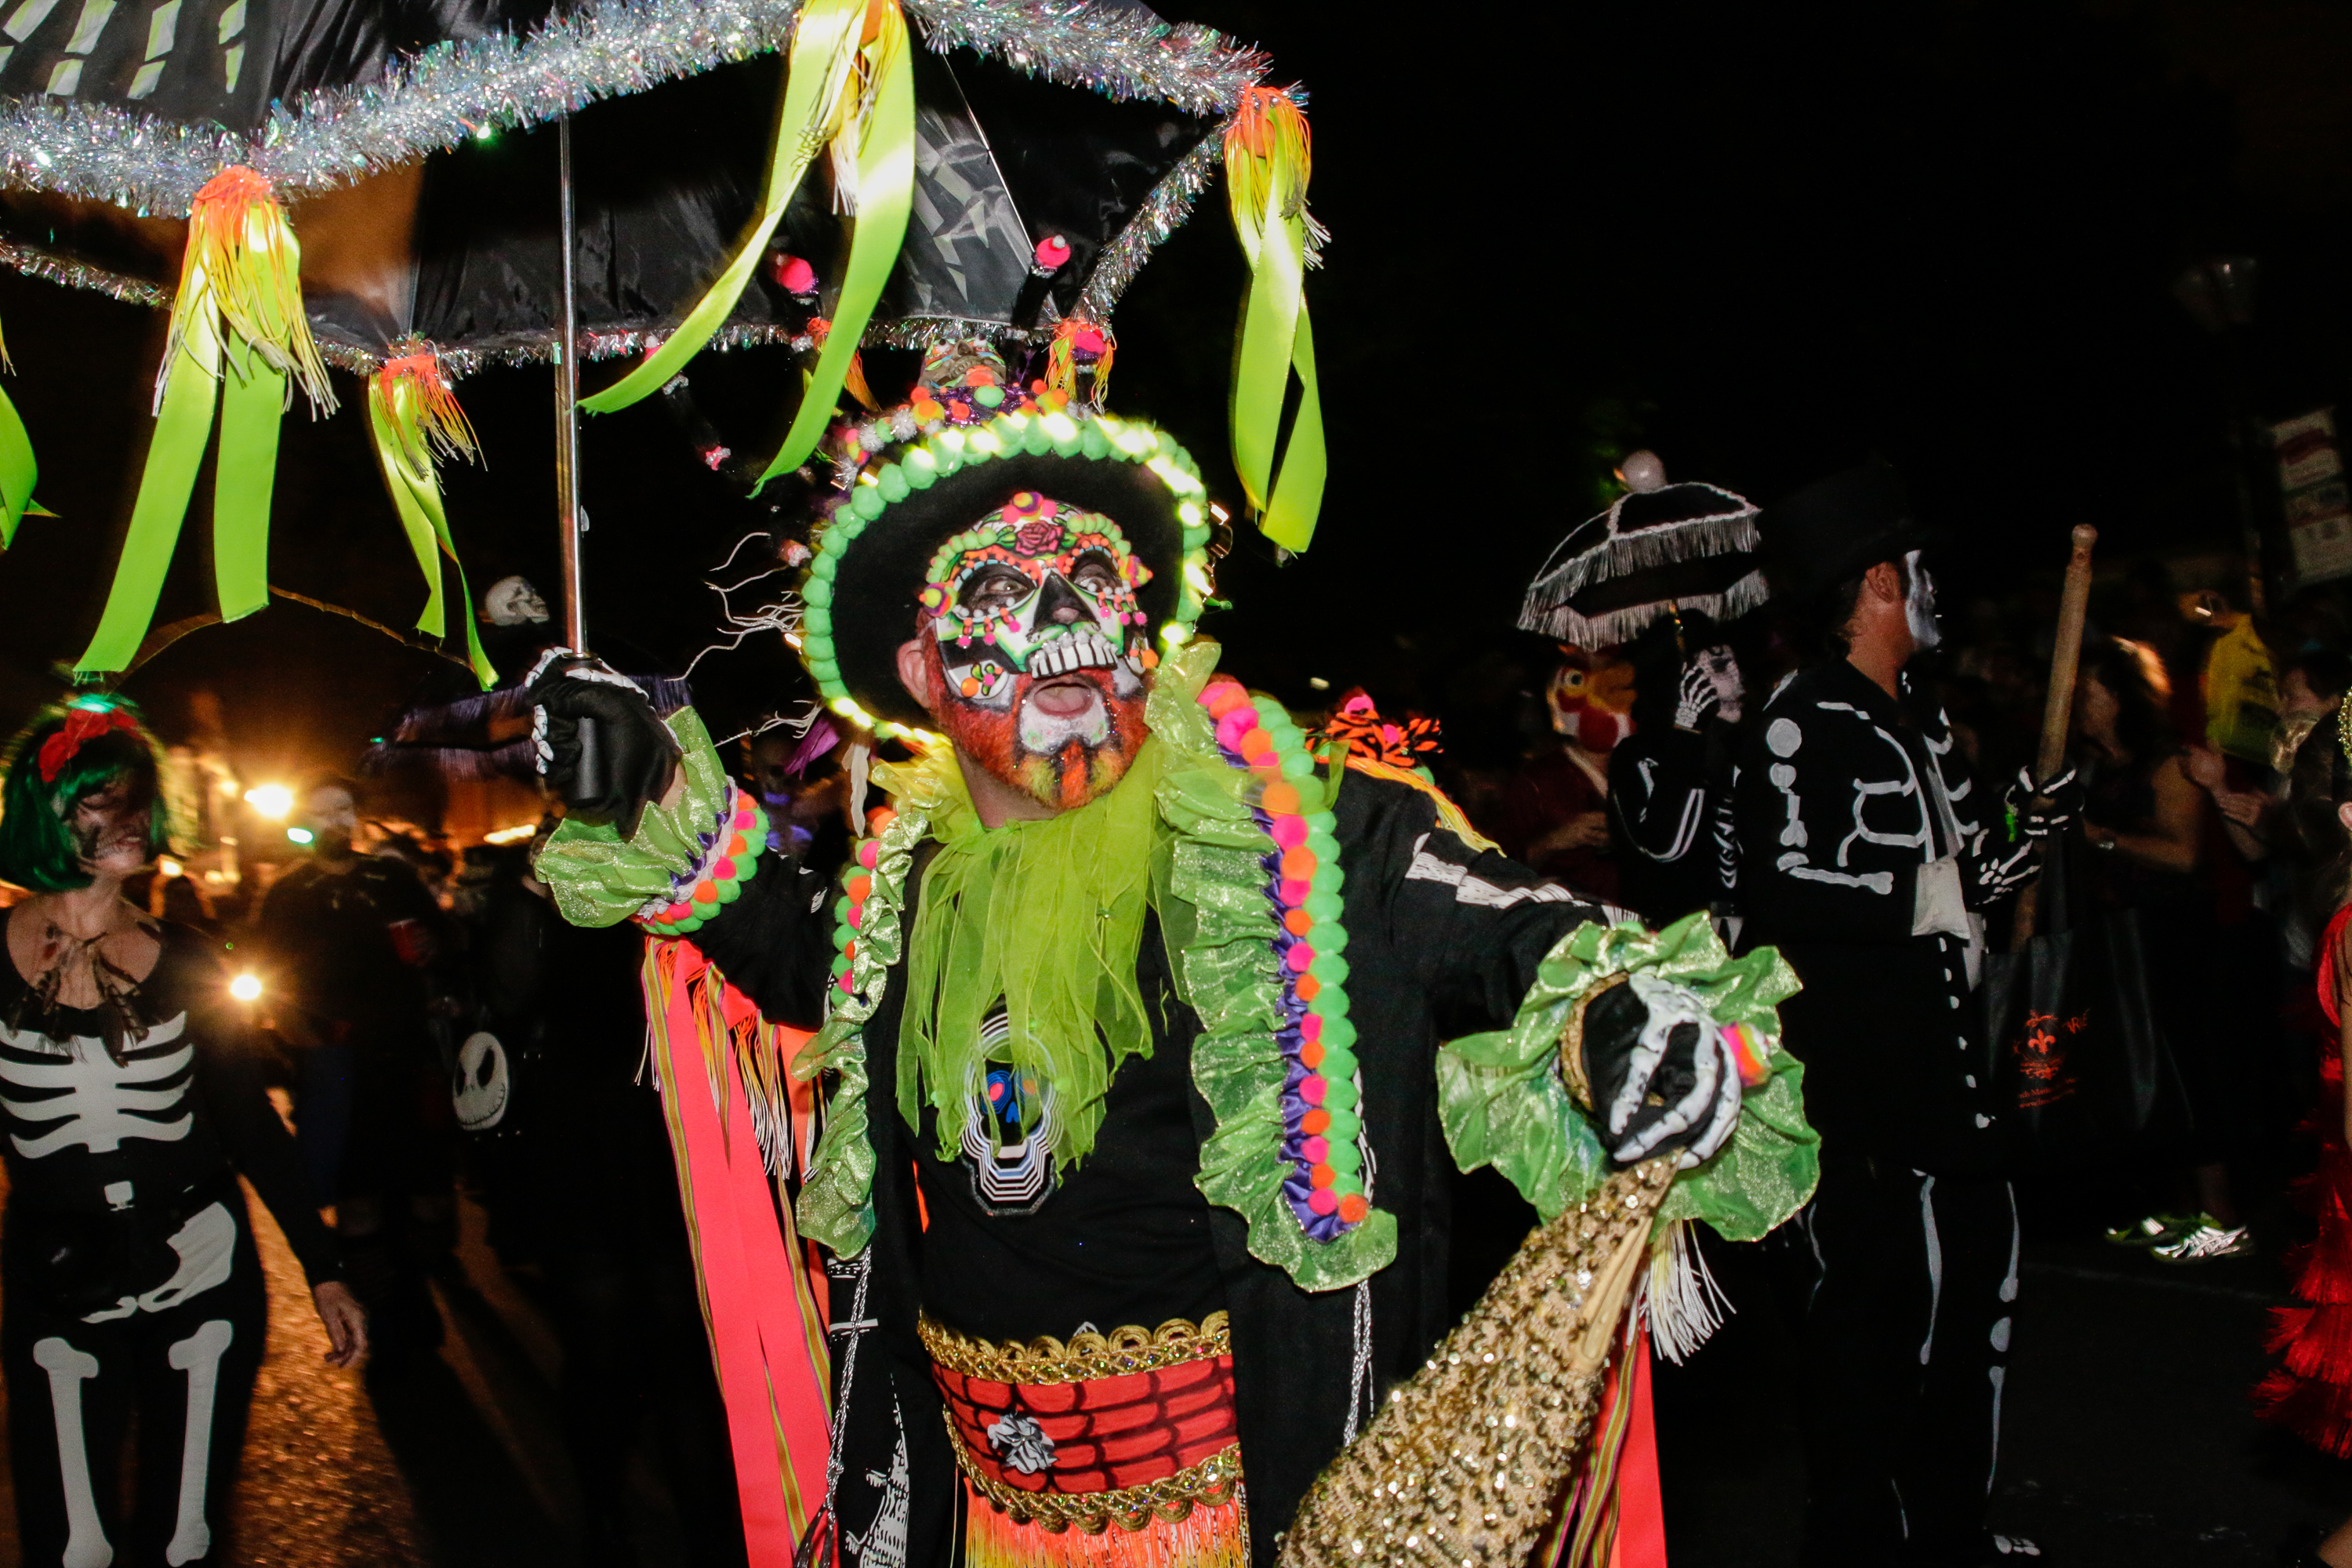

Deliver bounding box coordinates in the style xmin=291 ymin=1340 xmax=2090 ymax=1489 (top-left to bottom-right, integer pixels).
xmin=899 ymin=494 xmax=1154 ymax=813
xmin=1737 ymin=464 xmax=2074 ymax=1566
xmin=528 ymin=387 xmax=1818 ymax=1568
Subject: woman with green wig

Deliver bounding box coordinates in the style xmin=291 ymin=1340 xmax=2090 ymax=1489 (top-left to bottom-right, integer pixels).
xmin=0 ymin=695 xmax=365 ymax=1567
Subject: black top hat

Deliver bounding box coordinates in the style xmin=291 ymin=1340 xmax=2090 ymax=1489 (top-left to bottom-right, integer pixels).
xmin=799 ymin=403 xmax=1214 ymax=735
xmin=1759 ymin=463 xmax=1937 ymax=605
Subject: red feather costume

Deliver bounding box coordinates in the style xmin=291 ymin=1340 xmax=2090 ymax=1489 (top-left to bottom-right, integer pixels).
xmin=2256 ymin=903 xmax=2352 ymax=1453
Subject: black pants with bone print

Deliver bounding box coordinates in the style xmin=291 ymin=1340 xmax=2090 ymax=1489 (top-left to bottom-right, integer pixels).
xmin=3 ymin=1178 xmax=268 ymax=1568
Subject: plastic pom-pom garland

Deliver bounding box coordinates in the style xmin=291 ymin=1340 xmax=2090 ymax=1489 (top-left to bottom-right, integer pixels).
xmin=1198 ymin=673 xmax=1372 ymax=1238
xmin=635 ymin=787 xmax=770 ymax=937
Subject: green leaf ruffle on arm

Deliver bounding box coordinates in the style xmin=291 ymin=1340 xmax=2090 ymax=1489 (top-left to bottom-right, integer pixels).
xmin=1437 ymin=912 xmax=1817 ymax=1243
xmin=532 ymin=708 xmax=735 ymax=929
xmin=792 ymin=794 xmax=935 ymax=1260
xmin=1148 ymin=643 xmax=1399 ymax=1291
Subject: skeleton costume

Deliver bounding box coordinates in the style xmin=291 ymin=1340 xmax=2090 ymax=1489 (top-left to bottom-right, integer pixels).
xmin=1733 ymin=463 xmax=2038 ymax=1564
xmin=1517 ymin=457 xmax=1766 ymax=927
xmin=532 ymin=373 xmax=1821 ymax=1567
xmin=0 ymin=922 xmax=341 ymax=1568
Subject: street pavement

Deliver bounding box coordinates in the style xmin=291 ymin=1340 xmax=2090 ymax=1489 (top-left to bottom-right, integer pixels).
xmin=1654 ymin=1204 xmax=2352 ymax=1565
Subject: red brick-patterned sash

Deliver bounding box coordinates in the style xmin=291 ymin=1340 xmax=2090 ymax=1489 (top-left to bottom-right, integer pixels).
xmin=920 ymin=1312 xmax=1243 ymax=1533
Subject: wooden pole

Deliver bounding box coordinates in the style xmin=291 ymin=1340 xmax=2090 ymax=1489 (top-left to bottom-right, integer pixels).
xmin=2009 ymin=524 xmax=2099 ymax=951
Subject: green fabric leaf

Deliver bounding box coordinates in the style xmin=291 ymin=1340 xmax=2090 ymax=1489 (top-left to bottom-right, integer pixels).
xmin=1436 ymin=913 xmax=1818 ymax=1243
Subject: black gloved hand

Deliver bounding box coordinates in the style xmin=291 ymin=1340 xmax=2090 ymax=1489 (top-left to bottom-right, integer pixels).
xmin=526 ymin=651 xmax=679 ymax=836
xmin=1574 ymin=976 xmax=1741 ymax=1170
xmin=2003 ymin=765 xmax=2083 ymax=840
xmin=1961 ymin=830 xmax=2037 ymax=909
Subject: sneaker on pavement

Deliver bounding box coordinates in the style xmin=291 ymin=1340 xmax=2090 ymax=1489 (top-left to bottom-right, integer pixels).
xmin=2104 ymin=1212 xmax=2197 ymax=1247
xmin=2152 ymin=1221 xmax=2254 ymax=1263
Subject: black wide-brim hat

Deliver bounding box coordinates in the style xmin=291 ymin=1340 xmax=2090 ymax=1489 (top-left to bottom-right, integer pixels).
xmin=798 ymin=405 xmax=1214 ymax=735
xmin=1759 ymin=462 xmax=1939 ymax=605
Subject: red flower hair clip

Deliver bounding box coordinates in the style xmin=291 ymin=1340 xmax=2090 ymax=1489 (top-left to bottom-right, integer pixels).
xmin=38 ymin=706 xmax=140 ymax=783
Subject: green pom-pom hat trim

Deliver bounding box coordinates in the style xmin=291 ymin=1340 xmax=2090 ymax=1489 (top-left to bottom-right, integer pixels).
xmin=800 ymin=405 xmax=1217 ymax=739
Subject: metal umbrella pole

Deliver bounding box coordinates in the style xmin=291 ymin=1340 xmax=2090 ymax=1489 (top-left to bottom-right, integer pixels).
xmin=554 ymin=114 xmax=608 ymax=796
xmin=555 ymin=113 xmax=587 ymax=654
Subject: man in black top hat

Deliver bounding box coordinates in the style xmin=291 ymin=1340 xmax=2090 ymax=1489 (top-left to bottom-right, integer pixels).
xmin=1733 ymin=464 xmax=2067 ymax=1566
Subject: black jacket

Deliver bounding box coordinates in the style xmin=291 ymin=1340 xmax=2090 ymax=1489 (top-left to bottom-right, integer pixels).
xmin=691 ymin=766 xmax=1608 ymax=1566
xmin=1733 ymin=659 xmax=2009 ymax=1172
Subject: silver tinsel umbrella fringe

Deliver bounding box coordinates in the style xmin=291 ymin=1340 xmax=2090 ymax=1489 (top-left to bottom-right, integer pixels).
xmin=0 ymin=106 xmax=1239 ymax=379
xmin=0 ymin=0 xmax=1266 ymax=216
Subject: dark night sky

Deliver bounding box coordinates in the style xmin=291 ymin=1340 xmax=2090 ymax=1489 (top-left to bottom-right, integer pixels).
xmin=0 ymin=0 xmax=2346 ymax=790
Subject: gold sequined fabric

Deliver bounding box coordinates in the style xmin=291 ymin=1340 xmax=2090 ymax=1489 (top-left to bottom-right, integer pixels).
xmin=920 ymin=1312 xmax=1232 ymax=1384
xmin=1274 ymin=1158 xmax=1679 ymax=1567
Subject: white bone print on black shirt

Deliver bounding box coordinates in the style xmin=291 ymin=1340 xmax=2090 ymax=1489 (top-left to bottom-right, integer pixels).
xmin=0 ymin=1013 xmax=192 ymax=1157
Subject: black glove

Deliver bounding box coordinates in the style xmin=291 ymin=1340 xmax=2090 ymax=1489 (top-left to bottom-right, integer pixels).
xmin=1576 ymin=977 xmax=1741 ymax=1170
xmin=526 ymin=651 xmax=679 ymax=836
xmin=1960 ymin=830 xmax=2037 ymax=909
xmin=2003 ymin=765 xmax=2082 ymax=840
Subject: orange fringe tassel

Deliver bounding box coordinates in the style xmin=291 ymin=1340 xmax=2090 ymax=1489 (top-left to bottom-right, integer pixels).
xmin=169 ymin=165 xmax=335 ymax=412
xmin=1044 ymin=319 xmax=1115 ymax=405
xmin=1223 ymin=87 xmax=1326 ymax=265
xmin=961 ymin=1485 xmax=1247 ymax=1568
xmin=374 ymin=343 xmax=477 ymax=464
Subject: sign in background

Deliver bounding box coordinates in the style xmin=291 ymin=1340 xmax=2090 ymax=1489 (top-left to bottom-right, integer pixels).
xmin=2273 ymin=408 xmax=2352 ymax=585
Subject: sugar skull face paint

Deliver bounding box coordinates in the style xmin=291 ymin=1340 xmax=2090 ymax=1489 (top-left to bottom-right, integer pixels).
xmin=919 ymin=494 xmax=1157 ymax=698
xmin=918 ymin=495 xmax=1159 ymax=810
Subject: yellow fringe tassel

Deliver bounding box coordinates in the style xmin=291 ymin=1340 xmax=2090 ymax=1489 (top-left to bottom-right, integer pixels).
xmin=165 ymin=166 xmax=335 ymax=414
xmin=962 ymin=1484 xmax=1249 ymax=1568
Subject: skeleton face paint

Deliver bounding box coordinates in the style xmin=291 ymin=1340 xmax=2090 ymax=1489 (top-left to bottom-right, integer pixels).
xmin=918 ymin=495 xmax=1158 ymax=810
xmin=66 ymin=775 xmax=154 ymax=876
xmin=1697 ymin=644 xmax=1744 ymax=723
xmin=1903 ymin=550 xmax=1942 ymax=652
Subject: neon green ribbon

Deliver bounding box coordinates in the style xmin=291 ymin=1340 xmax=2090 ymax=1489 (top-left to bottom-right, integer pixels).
xmin=212 ymin=336 xmax=285 ymax=625
xmin=0 ymin=382 xmax=39 ymax=546
xmin=75 ymin=308 xmax=222 ymax=676
xmin=757 ymin=2 xmax=913 ymax=486
xmin=368 ymin=380 xmax=495 ymax=688
xmin=1225 ymin=100 xmax=1328 ymax=554
xmin=581 ymin=0 xmax=874 ymax=418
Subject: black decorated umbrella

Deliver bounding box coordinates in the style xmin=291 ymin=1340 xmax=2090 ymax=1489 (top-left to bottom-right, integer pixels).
xmin=1517 ymin=449 xmax=1766 ymax=649
xmin=0 ymin=0 xmax=1320 ymax=684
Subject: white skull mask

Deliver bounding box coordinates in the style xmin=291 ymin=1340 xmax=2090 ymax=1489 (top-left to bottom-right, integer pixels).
xmin=482 ymin=575 xmax=551 ymax=627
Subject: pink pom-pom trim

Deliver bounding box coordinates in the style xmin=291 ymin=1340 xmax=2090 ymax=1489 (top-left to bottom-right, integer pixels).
xmin=1307 ymin=1188 xmax=1339 ymax=1215
xmin=1285 ymin=944 xmax=1315 ymax=973
xmin=1300 ymin=1075 xmax=1327 ymax=1105
xmin=1270 ymin=815 xmax=1308 ymax=848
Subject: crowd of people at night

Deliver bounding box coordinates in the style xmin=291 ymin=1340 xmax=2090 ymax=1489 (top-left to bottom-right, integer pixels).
xmin=13 ymin=440 xmax=2352 ymax=1566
